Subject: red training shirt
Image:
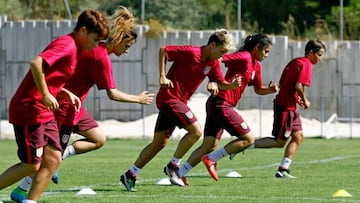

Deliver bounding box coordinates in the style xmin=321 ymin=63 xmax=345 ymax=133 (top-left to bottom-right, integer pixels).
xmin=9 ymin=33 xmax=78 ymax=125
xmin=218 ymin=51 xmax=262 ymax=107
xmin=274 ymin=56 xmax=313 ymax=111
xmin=156 ymin=45 xmax=225 ymax=108
xmin=56 ymin=42 xmax=116 ymax=125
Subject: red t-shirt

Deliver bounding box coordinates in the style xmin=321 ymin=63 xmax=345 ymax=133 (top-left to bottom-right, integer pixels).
xmin=57 ymin=43 xmax=116 ymax=125
xmin=274 ymin=56 xmax=313 ymax=110
xmin=9 ymin=33 xmax=78 ymax=125
xmin=156 ymin=45 xmax=225 ymax=108
xmin=218 ymin=51 xmax=262 ymax=106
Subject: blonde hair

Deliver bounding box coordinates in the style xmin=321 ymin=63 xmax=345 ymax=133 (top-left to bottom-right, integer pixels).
xmin=107 ymin=6 xmax=137 ymax=45
xmin=207 ymin=29 xmax=236 ymax=52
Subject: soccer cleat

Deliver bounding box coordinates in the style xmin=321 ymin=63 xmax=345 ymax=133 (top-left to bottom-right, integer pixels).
xmin=10 ymin=186 xmax=27 ymax=203
xmin=163 ymin=162 xmax=185 ymax=186
xmin=229 ymin=153 xmax=236 ymax=160
xmin=51 ymin=170 xmax=59 ymax=184
xmin=181 ymin=176 xmax=189 ymax=186
xmin=275 ymin=170 xmax=296 ymax=178
xmin=120 ymin=171 xmax=137 ymax=192
xmin=201 ymin=155 xmax=218 ymax=181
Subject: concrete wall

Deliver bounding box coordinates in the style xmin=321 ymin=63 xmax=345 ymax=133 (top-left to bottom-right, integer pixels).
xmin=1 ymin=16 xmax=359 ymax=122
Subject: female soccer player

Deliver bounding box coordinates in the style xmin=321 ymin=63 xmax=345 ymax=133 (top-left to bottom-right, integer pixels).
xmin=0 ymin=9 xmax=109 ymax=203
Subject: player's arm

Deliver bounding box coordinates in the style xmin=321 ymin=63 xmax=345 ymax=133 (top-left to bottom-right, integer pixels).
xmin=254 ymin=81 xmax=279 ymax=95
xmin=295 ymin=82 xmax=310 ymax=109
xmin=159 ymin=47 xmax=173 ymax=88
xmin=218 ymin=75 xmax=242 ymax=90
xmin=207 ymin=82 xmax=219 ymax=96
xmin=106 ymin=89 xmax=154 ymax=105
xmin=30 ymin=56 xmax=59 ymax=111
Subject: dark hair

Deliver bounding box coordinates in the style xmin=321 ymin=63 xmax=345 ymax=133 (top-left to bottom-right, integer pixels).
xmin=305 ymin=39 xmax=326 ymax=55
xmin=74 ymin=9 xmax=109 ymax=40
xmin=239 ymin=34 xmax=272 ymax=52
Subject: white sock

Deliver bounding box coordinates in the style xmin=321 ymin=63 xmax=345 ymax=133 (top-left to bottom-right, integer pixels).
xmin=62 ymin=144 xmax=76 ymax=159
xmin=178 ymin=162 xmax=192 ymax=177
xmin=248 ymin=144 xmax=255 ymax=149
xmin=19 ymin=176 xmax=32 ymax=191
xmin=23 ymin=200 xmax=37 ymax=203
xmin=129 ymin=164 xmax=141 ymax=177
xmin=208 ymin=147 xmax=228 ymax=162
xmin=279 ymin=157 xmax=292 ymax=170
xmin=170 ymin=157 xmax=181 ymax=166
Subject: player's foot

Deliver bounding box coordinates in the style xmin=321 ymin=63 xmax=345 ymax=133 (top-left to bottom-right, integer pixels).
xmin=229 ymin=153 xmax=236 ymax=160
xmin=201 ymin=155 xmax=218 ymax=181
xmin=10 ymin=186 xmax=27 ymax=203
xmin=163 ymin=162 xmax=185 ymax=186
xmin=181 ymin=176 xmax=189 ymax=186
xmin=275 ymin=169 xmax=296 ymax=178
xmin=120 ymin=171 xmax=137 ymax=192
xmin=52 ymin=170 xmax=59 ymax=184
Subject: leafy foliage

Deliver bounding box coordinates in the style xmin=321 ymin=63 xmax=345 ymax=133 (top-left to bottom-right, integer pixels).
xmin=0 ymin=0 xmax=359 ymax=39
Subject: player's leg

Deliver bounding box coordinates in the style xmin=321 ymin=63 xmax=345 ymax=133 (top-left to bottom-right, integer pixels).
xmin=275 ymin=110 xmax=302 ymax=178
xmin=62 ymin=111 xmax=102 ymax=159
xmin=163 ymin=103 xmax=200 ymax=186
xmin=178 ymin=136 xmax=219 ymax=185
xmin=26 ymin=146 xmax=62 ymax=201
xmin=120 ymin=130 xmax=170 ymax=192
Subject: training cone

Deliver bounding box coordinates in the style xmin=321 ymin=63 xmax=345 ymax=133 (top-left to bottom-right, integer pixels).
xmin=332 ymin=189 xmax=352 ymax=197
xmin=77 ymin=187 xmax=97 ymax=195
xmin=156 ymin=178 xmax=172 ymax=185
xmin=225 ymin=171 xmax=242 ymax=178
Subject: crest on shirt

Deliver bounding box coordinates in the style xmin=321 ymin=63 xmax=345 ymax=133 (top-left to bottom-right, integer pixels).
xmin=241 ymin=121 xmax=248 ymax=129
xmin=36 ymin=147 xmax=43 ymax=158
xmin=185 ymin=111 xmax=194 ymax=119
xmin=204 ymin=66 xmax=211 ymax=75
xmin=62 ymin=134 xmax=70 ymax=144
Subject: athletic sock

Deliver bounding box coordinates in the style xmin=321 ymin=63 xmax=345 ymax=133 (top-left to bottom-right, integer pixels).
xmin=62 ymin=144 xmax=76 ymax=159
xmin=129 ymin=164 xmax=141 ymax=177
xmin=170 ymin=157 xmax=181 ymax=166
xmin=23 ymin=200 xmax=37 ymax=203
xmin=19 ymin=176 xmax=32 ymax=191
xmin=208 ymin=147 xmax=228 ymax=162
xmin=178 ymin=162 xmax=192 ymax=177
xmin=248 ymin=144 xmax=255 ymax=149
xmin=279 ymin=157 xmax=292 ymax=170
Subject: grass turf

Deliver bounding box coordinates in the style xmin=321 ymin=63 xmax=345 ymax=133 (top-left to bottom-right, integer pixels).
xmin=0 ymin=138 xmax=359 ymax=203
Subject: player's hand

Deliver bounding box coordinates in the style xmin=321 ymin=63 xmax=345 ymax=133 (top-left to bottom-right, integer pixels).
xmin=207 ymin=82 xmax=219 ymax=96
xmin=159 ymin=76 xmax=174 ymax=88
xmin=139 ymin=91 xmax=154 ymax=104
xmin=231 ymin=74 xmax=243 ymax=88
xmin=268 ymin=80 xmax=279 ymax=92
xmin=43 ymin=93 xmax=59 ymax=111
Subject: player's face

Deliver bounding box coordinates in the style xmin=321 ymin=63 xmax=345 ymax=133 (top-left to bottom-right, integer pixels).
xmin=255 ymin=45 xmax=272 ymax=61
xmin=210 ymin=44 xmax=228 ymax=60
xmin=309 ymin=48 xmax=325 ymax=64
xmin=78 ymin=27 xmax=102 ymax=50
xmin=112 ymin=38 xmax=136 ymax=56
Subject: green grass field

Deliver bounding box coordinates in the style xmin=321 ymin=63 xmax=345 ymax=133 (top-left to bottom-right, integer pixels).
xmin=0 ymin=138 xmax=359 ymax=203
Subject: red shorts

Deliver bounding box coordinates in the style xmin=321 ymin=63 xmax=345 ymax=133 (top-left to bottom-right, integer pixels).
xmin=59 ymin=109 xmax=98 ymax=150
xmin=272 ymin=104 xmax=302 ymax=140
xmin=204 ymin=96 xmax=250 ymax=139
xmin=14 ymin=119 xmax=60 ymax=164
xmin=154 ymin=100 xmax=198 ymax=137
